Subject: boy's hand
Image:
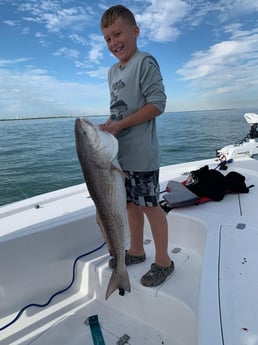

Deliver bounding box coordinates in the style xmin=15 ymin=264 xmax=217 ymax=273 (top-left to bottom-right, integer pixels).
xmin=99 ymin=120 xmax=123 ymax=135
xmin=99 ymin=118 xmax=112 ymax=130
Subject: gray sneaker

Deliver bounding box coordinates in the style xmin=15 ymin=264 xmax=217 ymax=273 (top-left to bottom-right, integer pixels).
xmin=141 ymin=261 xmax=174 ymax=287
xmin=109 ymin=250 xmax=146 ymax=269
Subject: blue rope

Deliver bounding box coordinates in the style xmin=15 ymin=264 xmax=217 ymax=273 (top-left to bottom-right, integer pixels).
xmin=0 ymin=242 xmax=106 ymax=331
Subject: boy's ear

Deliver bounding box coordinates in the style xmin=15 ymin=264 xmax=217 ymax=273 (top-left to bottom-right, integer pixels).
xmin=133 ymin=25 xmax=140 ymax=37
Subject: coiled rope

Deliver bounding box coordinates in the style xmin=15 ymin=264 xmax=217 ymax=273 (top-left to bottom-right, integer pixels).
xmin=0 ymin=241 xmax=106 ymax=331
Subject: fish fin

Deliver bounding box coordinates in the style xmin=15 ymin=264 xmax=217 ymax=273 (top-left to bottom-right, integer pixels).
xmin=96 ymin=212 xmax=113 ymax=256
xmin=105 ymin=269 xmax=131 ymax=300
xmin=111 ymin=164 xmax=129 ymax=179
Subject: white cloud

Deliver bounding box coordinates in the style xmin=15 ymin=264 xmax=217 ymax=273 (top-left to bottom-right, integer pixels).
xmin=138 ymin=0 xmax=258 ymax=43
xmin=0 ymin=58 xmax=32 ymax=67
xmin=3 ymin=20 xmax=16 ymax=27
xmin=21 ymin=27 xmax=30 ymax=35
xmin=53 ymin=47 xmax=80 ymax=59
xmin=34 ymin=31 xmax=51 ymax=47
xmin=69 ymin=34 xmax=88 ymax=46
xmin=87 ymin=34 xmax=105 ymax=64
xmin=132 ymin=0 xmax=258 ymax=44
xmin=83 ymin=66 xmax=109 ymax=79
xmin=35 ymin=32 xmax=46 ymax=38
xmin=218 ymin=0 xmax=258 ymax=21
xmin=43 ymin=8 xmax=91 ymax=33
xmin=0 ymin=67 xmax=109 ymax=117
xmin=18 ymin=1 xmax=93 ymax=33
xmin=72 ymin=34 xmax=106 ymax=77
xmin=136 ymin=0 xmax=190 ymax=42
xmin=1 ymin=0 xmax=258 ymax=113
xmin=177 ymin=26 xmax=258 ymax=97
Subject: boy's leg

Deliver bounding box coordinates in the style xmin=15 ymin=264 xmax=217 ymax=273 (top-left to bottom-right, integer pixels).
xmin=124 ymin=169 xmax=170 ymax=264
xmin=127 ymin=202 xmax=145 ymax=257
xmin=142 ymin=205 xmax=171 ymax=267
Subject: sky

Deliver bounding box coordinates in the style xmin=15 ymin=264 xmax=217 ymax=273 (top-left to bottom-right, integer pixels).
xmin=0 ymin=0 xmax=258 ymax=118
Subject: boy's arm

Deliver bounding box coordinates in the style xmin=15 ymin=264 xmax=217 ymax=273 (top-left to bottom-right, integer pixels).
xmin=119 ymin=103 xmax=162 ymax=129
xmin=100 ymin=55 xmax=166 ymax=135
xmin=118 ymin=55 xmax=166 ymax=131
xmin=100 ymin=103 xmax=161 ymax=135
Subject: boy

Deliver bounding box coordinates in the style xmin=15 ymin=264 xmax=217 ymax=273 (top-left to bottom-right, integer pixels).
xmin=100 ymin=4 xmax=174 ymax=287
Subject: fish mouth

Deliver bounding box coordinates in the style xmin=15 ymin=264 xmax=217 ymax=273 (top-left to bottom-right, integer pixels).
xmin=78 ymin=117 xmax=95 ymax=128
xmin=76 ymin=117 xmax=97 ymax=135
xmin=75 ymin=117 xmax=119 ymax=163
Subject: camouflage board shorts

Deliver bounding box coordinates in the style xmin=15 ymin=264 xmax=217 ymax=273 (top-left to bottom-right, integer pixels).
xmin=124 ymin=170 xmax=160 ymax=207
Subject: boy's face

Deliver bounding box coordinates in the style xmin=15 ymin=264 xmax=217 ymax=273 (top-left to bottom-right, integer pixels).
xmin=102 ymin=17 xmax=139 ymax=65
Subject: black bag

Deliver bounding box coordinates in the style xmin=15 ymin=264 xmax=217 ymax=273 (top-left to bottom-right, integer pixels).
xmin=225 ymin=171 xmax=249 ymax=193
xmin=185 ymin=166 xmax=249 ymax=201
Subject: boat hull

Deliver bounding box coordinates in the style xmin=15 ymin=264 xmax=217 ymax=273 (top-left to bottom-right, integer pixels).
xmin=1 ymin=157 xmax=258 ymax=345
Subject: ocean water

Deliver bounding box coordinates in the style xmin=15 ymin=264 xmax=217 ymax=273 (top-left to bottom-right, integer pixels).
xmin=0 ymin=109 xmax=255 ymax=206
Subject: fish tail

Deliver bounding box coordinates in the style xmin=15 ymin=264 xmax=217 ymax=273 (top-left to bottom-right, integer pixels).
xmin=105 ymin=269 xmax=131 ymax=300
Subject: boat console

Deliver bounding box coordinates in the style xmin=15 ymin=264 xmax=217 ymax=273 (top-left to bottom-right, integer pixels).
xmin=217 ymin=113 xmax=258 ymax=160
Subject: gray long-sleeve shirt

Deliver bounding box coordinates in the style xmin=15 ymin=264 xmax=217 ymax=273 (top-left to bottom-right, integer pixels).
xmin=108 ymin=50 xmax=167 ymax=171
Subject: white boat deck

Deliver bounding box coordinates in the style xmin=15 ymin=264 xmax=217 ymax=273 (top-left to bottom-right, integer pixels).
xmin=0 ymin=228 xmax=202 ymax=345
xmin=1 ymin=157 xmax=258 ymax=345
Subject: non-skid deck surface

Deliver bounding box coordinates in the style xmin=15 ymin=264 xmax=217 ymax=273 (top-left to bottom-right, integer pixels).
xmin=30 ymin=302 xmax=170 ymax=345
xmin=17 ymin=238 xmax=201 ymax=345
xmin=219 ymin=224 xmax=258 ymax=345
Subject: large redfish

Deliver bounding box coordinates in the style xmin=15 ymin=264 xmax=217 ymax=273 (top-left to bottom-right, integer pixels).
xmin=75 ymin=118 xmax=130 ymax=300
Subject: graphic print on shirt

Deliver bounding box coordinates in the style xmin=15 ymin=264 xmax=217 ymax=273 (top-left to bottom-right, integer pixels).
xmin=110 ymin=79 xmax=128 ymax=121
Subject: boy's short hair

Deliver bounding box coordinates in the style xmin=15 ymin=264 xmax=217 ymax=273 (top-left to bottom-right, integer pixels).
xmin=101 ymin=5 xmax=137 ymax=30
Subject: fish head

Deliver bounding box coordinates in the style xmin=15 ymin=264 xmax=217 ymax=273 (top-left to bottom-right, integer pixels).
xmin=75 ymin=118 xmax=118 ymax=167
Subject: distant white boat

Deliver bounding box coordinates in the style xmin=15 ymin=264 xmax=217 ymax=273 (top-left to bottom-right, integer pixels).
xmin=1 ymin=113 xmax=258 ymax=345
